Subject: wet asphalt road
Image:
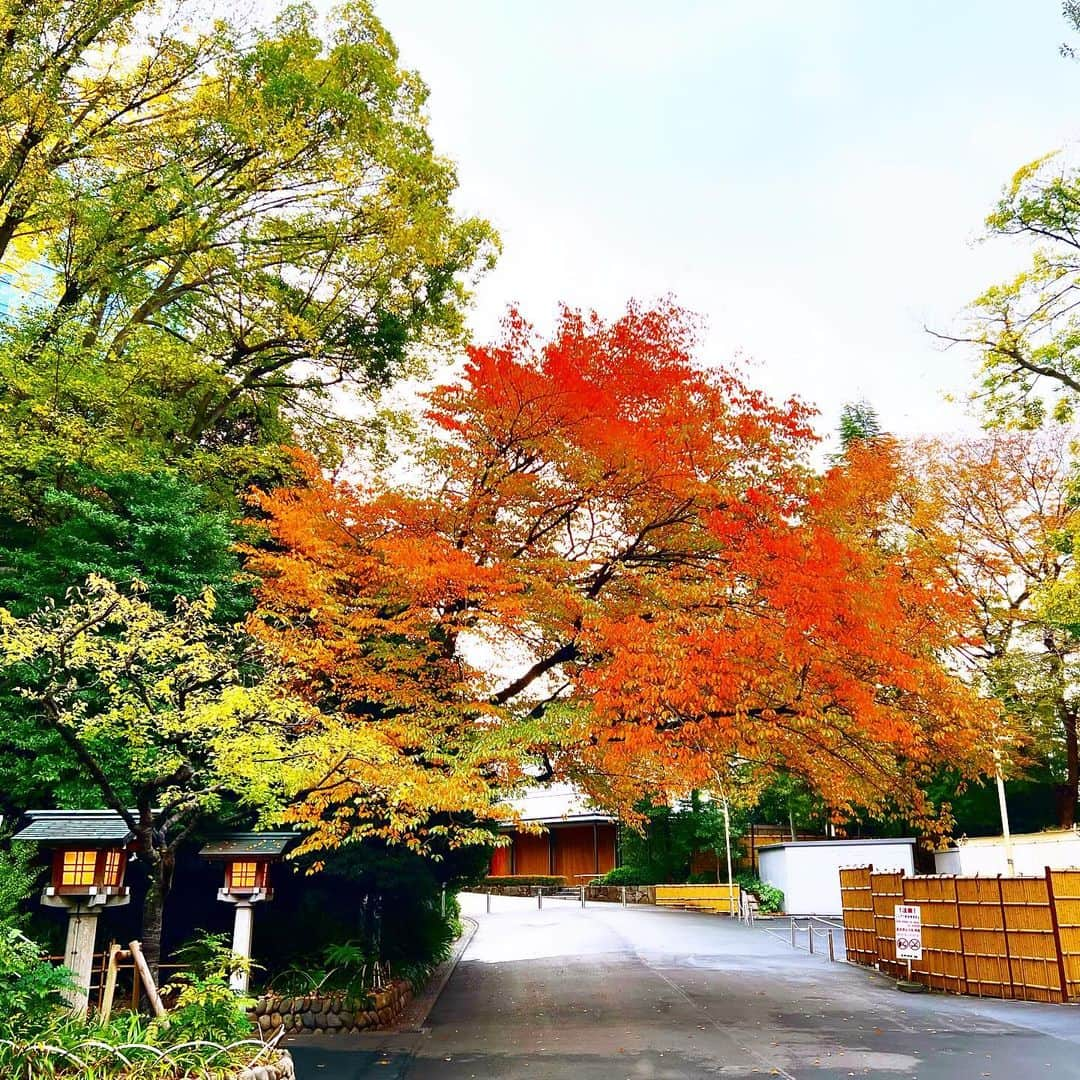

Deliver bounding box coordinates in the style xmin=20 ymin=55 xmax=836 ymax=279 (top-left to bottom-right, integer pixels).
xmin=289 ymin=891 xmax=1080 ymax=1079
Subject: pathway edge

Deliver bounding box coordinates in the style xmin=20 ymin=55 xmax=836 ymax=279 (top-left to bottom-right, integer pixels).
xmin=393 ymin=914 xmax=478 ymax=1033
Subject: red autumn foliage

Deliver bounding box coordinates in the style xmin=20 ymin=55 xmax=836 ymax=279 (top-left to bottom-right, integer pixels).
xmin=247 ymin=301 xmax=999 ymax=851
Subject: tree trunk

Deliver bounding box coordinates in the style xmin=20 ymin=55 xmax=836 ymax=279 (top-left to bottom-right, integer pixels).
xmin=139 ymin=848 xmax=174 ymax=982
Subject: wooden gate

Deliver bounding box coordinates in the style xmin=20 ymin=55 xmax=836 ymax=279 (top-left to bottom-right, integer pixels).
xmin=870 ymin=870 xmax=905 ymax=979
xmin=956 ymin=876 xmax=1007 ymax=998
xmin=839 ymin=865 xmax=876 ymax=967
xmin=1047 ymin=868 xmax=1080 ymax=1000
xmin=1000 ymin=876 xmax=1064 ymax=1003
xmin=901 ymin=876 xmax=965 ymax=993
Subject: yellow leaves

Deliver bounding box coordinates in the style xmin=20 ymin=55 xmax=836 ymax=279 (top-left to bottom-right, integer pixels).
xmin=0 ymin=574 xmax=313 ymax=818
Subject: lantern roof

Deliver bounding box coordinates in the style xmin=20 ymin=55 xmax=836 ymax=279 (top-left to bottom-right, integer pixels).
xmin=199 ymin=832 xmax=299 ymax=860
xmin=13 ymin=809 xmax=135 ymax=846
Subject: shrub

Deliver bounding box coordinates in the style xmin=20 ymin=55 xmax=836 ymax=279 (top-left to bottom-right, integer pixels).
xmin=481 ymin=875 xmax=567 ymax=887
xmin=0 ymin=926 xmax=74 ymax=1039
xmin=158 ymin=932 xmax=255 ymax=1045
xmin=735 ymin=872 xmax=784 ymax=913
xmin=598 ymin=866 xmax=654 ymax=886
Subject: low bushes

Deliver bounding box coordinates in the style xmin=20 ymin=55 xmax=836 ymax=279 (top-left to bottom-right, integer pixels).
xmin=735 ymin=872 xmax=784 ymax=913
xmin=0 ymin=926 xmax=273 ymax=1079
xmin=481 ymin=875 xmax=566 ymax=888
xmin=598 ymin=866 xmax=654 ymax=886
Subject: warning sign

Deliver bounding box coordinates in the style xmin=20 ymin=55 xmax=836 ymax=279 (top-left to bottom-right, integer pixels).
xmin=894 ymin=903 xmax=922 ymax=961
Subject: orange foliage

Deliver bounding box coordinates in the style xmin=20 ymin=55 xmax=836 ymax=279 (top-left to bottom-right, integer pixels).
xmin=247 ymin=302 xmax=999 ymax=852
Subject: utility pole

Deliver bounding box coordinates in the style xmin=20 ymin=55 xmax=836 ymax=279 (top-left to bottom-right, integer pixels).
xmin=995 ymin=761 xmax=1016 ymax=875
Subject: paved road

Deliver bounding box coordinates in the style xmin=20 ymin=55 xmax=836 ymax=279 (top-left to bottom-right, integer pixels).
xmin=290 ymin=892 xmax=1080 ymax=1078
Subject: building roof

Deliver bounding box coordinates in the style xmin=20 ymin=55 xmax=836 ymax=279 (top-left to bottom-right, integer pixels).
xmin=13 ymin=810 xmax=135 ymax=846
xmin=199 ymin=832 xmax=299 ymax=859
xmin=500 ymin=784 xmax=616 ymax=826
xmin=757 ymin=837 xmax=915 ymax=851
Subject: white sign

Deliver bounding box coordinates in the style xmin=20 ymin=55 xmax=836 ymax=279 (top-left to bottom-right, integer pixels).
xmin=894 ymin=903 xmax=922 ymax=961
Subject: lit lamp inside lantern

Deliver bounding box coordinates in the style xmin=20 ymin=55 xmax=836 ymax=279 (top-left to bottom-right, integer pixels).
xmin=53 ymin=846 xmax=127 ymax=895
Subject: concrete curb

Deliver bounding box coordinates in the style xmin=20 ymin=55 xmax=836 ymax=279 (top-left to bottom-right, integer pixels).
xmin=392 ymin=915 xmax=478 ymax=1033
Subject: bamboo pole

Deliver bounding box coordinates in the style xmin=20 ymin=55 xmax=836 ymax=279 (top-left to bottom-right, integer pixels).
xmin=99 ymin=944 xmax=122 ymax=1023
xmin=1046 ymin=866 xmax=1070 ymax=1003
xmin=128 ymin=940 xmax=166 ymax=1018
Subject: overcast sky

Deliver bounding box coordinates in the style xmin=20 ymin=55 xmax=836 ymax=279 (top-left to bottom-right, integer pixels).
xmin=357 ymin=1 xmax=1080 ymax=446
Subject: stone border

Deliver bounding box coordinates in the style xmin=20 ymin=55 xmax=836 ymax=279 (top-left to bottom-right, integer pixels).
xmin=235 ymin=1049 xmax=295 ymax=1080
xmin=250 ymin=980 xmax=413 ymax=1036
xmin=585 ymin=884 xmax=655 ymax=904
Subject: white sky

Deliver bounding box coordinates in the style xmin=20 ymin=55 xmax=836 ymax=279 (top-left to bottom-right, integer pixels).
xmin=356 ymin=1 xmax=1080 ymax=449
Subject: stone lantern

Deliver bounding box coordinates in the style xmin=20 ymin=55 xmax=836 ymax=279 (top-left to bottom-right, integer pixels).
xmin=199 ymin=832 xmax=297 ymax=992
xmin=13 ymin=810 xmax=133 ymax=1016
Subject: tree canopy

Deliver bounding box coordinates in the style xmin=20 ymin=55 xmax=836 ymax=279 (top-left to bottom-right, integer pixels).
xmin=247 ymin=302 xmax=1001 ymax=849
xmin=0 ymin=0 xmax=497 ymax=516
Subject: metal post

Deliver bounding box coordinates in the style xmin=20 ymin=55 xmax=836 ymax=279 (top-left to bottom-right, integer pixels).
xmin=486 ymin=890 xmax=491 ymax=914
xmin=808 ymin=923 xmax=815 ymax=954
xmin=621 ymin=886 xmax=627 ymax=908
xmin=580 ymin=884 xmax=586 ymax=909
xmin=537 ymin=887 xmax=542 ymax=910
xmin=790 ymin=918 xmax=796 ymax=948
xmin=828 ymin=929 xmax=835 ymax=962
xmin=441 ymin=886 xmax=446 ymax=918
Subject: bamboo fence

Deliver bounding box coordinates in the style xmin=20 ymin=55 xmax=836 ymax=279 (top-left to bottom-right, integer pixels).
xmin=838 ymin=865 xmax=1080 ymax=1003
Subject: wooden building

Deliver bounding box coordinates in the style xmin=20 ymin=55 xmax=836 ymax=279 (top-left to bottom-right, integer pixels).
xmin=488 ymin=785 xmax=618 ymax=881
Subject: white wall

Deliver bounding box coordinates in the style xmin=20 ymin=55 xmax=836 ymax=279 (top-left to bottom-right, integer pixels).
xmin=758 ymin=841 xmax=915 ymax=915
xmin=933 ymin=832 xmax=1080 ymax=876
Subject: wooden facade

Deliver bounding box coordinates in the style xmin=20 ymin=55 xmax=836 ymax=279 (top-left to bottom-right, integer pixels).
xmin=489 ymin=822 xmax=617 ymax=879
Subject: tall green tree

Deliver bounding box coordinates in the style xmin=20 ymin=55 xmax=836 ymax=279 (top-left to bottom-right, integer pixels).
xmin=0 ymin=0 xmax=497 ymax=514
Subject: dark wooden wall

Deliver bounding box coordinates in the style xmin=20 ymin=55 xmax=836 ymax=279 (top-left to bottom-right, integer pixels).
xmin=488 ymin=824 xmax=617 ymax=878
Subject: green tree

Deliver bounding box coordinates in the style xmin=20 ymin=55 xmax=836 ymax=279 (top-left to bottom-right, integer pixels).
xmin=838 ymin=400 xmax=884 ymax=450
xmin=0 ymin=576 xmax=310 ymax=971
xmin=0 ymin=0 xmax=497 ymax=515
xmin=0 ymin=468 xmax=250 ymax=619
xmin=948 ymin=145 xmax=1080 ymax=425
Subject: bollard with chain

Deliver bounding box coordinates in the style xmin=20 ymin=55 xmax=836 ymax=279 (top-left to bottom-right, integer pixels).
xmin=808 ymin=924 xmax=815 ymax=954
xmin=827 ymin=928 xmax=835 ymax=961
xmin=790 ymin=918 xmax=796 ymax=948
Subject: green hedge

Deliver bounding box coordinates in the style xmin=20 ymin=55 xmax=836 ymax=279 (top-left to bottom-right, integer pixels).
xmin=599 ymin=866 xmax=655 ymax=886
xmin=735 ymin=871 xmax=784 ymax=913
xmin=482 ymin=875 xmax=567 ymax=888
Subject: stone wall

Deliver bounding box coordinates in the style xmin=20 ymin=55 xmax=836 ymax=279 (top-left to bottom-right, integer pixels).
xmin=478 ymin=883 xmax=656 ymax=903
xmin=481 ymin=883 xmax=549 ymax=897
xmin=585 ymin=884 xmax=655 ymax=905
xmin=249 ymin=980 xmax=412 ymax=1036
xmin=235 ymin=1050 xmax=295 ymax=1080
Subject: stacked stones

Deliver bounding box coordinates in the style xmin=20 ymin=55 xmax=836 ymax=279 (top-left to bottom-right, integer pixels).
xmin=236 ymin=1050 xmax=295 ymax=1080
xmin=249 ymin=980 xmax=413 ymax=1036
xmin=584 ymin=884 xmax=656 ymax=905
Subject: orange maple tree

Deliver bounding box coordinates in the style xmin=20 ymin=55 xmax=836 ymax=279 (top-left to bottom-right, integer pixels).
xmin=246 ymin=302 xmax=1000 ymax=851
xmin=897 ymin=429 xmax=1079 ymax=825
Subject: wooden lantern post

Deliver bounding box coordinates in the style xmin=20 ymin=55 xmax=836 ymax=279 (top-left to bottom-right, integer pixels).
xmin=199 ymin=833 xmax=297 ymax=992
xmin=13 ymin=810 xmax=133 ymax=1017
